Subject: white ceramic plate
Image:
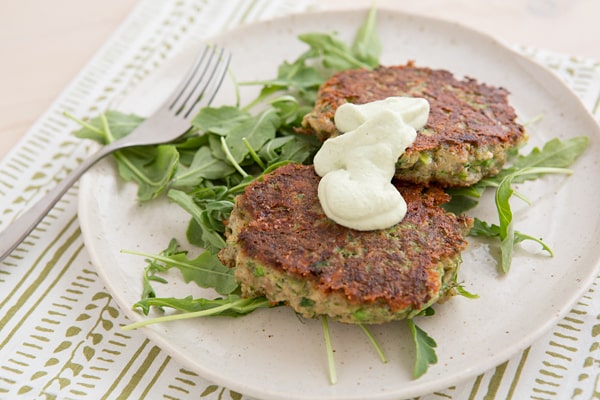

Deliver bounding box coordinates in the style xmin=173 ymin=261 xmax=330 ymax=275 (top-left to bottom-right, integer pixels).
xmin=79 ymin=8 xmax=600 ymax=400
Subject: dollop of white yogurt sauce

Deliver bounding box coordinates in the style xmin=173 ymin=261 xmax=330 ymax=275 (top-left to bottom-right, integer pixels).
xmin=313 ymin=97 xmax=430 ymax=231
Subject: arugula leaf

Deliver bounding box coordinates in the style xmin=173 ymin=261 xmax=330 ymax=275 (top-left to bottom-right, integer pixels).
xmin=268 ymin=95 xmax=301 ymax=125
xmin=241 ymin=11 xmax=381 ymax=113
xmin=296 ymin=7 xmax=381 ymax=73
xmin=175 ymin=134 xmax=211 ymax=166
xmin=359 ymin=324 xmax=388 ymax=363
xmin=168 ymin=189 xmax=229 ymax=253
xmin=495 ymin=171 xmax=517 ymax=271
xmin=70 ymin=110 xmax=144 ymax=143
xmin=241 ymin=61 xmax=323 ymax=113
xmin=257 ymin=136 xmax=296 ymax=161
xmin=247 ymin=60 xmax=325 ymax=91
xmin=500 ymin=136 xmax=589 ymax=179
xmin=277 ymin=136 xmax=318 ymax=164
xmin=455 ymin=285 xmax=479 ymax=299
xmin=124 ymin=295 xmax=276 ymax=331
xmin=70 ymin=111 xmax=179 ymax=201
xmin=494 ymin=167 xmax=570 ymax=271
xmin=125 ymin=239 xmax=276 ymax=321
xmin=470 ymin=218 xmax=553 ymax=257
xmin=351 ymin=6 xmax=381 ymax=68
xmin=407 ymin=319 xmax=438 ymax=378
xmin=171 ymin=147 xmax=235 ymax=188
xmin=193 ymin=105 xmax=281 ymax=164
xmin=299 ymin=33 xmax=373 ymax=71
xmin=133 ymin=295 xmax=273 ymax=317
xmin=466 ymin=167 xmax=570 ymax=273
xmin=191 ymin=105 xmax=250 ymax=134
xmin=224 ymin=108 xmax=280 ymax=163
xmin=445 ymin=136 xmax=589 ymax=213
xmin=122 ymin=246 xmax=238 ymax=295
xmin=444 ymin=137 xmax=588 ymax=272
xmin=114 ymin=145 xmax=179 ymax=201
xmin=68 ymin=8 xmax=383 ymax=203
xmin=138 ymin=238 xmax=181 ymax=314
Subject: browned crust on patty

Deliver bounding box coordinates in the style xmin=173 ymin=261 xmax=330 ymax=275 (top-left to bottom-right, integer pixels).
xmin=219 ymin=163 xmax=473 ymax=316
xmin=300 ymin=62 xmax=527 ymax=187
xmin=302 ymin=62 xmax=524 ymax=147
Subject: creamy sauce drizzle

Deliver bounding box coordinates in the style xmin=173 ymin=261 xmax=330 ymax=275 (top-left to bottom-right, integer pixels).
xmin=313 ymin=97 xmax=430 ymax=231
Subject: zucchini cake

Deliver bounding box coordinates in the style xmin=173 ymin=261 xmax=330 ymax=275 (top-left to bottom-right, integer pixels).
xmin=301 ymin=62 xmax=527 ymax=187
xmin=219 ymin=163 xmax=473 ymax=325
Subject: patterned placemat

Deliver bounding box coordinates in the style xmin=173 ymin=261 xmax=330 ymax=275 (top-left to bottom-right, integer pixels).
xmin=1 ymin=1 xmax=598 ymax=399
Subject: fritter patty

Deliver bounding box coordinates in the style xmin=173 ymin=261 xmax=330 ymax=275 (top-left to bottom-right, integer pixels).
xmin=301 ymin=62 xmax=527 ymax=187
xmin=219 ymin=163 xmax=473 ymax=325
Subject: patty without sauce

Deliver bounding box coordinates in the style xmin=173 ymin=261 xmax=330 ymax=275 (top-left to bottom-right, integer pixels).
xmin=219 ymin=163 xmax=473 ymax=325
xmin=301 ymin=62 xmax=528 ymax=187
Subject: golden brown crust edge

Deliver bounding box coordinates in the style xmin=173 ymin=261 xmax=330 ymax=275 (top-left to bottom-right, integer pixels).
xmin=219 ymin=163 xmax=473 ymax=319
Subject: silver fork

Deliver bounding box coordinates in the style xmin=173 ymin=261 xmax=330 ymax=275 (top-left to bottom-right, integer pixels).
xmin=0 ymin=45 xmax=231 ymax=263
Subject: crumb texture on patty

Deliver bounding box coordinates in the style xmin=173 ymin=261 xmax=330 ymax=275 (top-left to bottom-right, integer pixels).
xmin=301 ymin=62 xmax=527 ymax=187
xmin=219 ymin=163 xmax=473 ymax=324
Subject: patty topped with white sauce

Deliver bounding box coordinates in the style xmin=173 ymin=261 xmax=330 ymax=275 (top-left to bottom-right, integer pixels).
xmin=219 ymin=163 xmax=473 ymax=324
xmin=301 ymin=62 xmax=527 ymax=187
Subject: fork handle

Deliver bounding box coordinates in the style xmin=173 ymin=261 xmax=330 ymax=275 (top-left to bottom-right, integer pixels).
xmin=0 ymin=145 xmax=114 ymax=263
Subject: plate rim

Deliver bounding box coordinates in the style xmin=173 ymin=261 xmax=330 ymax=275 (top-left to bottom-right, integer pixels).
xmin=79 ymin=6 xmax=600 ymax=400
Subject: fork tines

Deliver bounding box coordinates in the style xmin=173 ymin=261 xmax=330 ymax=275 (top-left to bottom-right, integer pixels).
xmin=169 ymin=45 xmax=231 ymax=118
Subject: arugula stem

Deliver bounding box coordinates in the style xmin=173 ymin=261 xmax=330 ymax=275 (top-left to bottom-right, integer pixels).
xmin=123 ymin=302 xmax=237 ymax=331
xmin=89 ymin=112 xmax=172 ymax=187
xmin=121 ymin=249 xmax=233 ymax=278
xmin=63 ymin=111 xmax=106 ymax=137
xmin=226 ymin=180 xmax=253 ymax=196
xmin=321 ymin=316 xmax=337 ymax=385
xmin=511 ymin=190 xmax=531 ymax=205
xmin=113 ymin=152 xmax=164 ymax=186
xmin=517 ymin=232 xmax=555 ymax=256
xmin=242 ymin=137 xmax=266 ymax=170
xmin=220 ymin=137 xmax=249 ymax=177
xmin=358 ymin=324 xmax=387 ymax=363
xmin=495 ymin=166 xmax=572 ymax=272
xmin=229 ymin=68 xmax=241 ymax=109
xmin=242 ymin=92 xmax=270 ymax=113
xmin=328 ymin=48 xmax=371 ymax=69
xmin=100 ymin=113 xmax=116 ymax=143
xmin=521 ymin=113 xmax=543 ymax=127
